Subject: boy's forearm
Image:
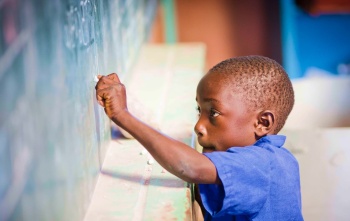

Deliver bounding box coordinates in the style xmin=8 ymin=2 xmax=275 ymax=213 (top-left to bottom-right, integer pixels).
xmin=112 ymin=110 xmax=218 ymax=184
xmin=95 ymin=74 xmax=217 ymax=183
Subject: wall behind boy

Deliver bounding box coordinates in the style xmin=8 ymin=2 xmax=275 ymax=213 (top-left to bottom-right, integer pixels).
xmin=174 ymin=0 xmax=282 ymax=70
xmin=0 ymin=0 xmax=156 ymax=220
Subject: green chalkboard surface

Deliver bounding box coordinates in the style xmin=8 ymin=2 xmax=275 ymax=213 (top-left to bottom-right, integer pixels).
xmin=0 ymin=0 xmax=156 ymax=220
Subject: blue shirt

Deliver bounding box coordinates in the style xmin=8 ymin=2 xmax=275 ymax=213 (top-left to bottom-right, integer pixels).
xmin=199 ymin=135 xmax=303 ymax=221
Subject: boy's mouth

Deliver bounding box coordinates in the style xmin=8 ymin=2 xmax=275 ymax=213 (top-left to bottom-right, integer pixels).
xmin=197 ymin=139 xmax=216 ymax=152
xmin=202 ymin=146 xmax=215 ymax=153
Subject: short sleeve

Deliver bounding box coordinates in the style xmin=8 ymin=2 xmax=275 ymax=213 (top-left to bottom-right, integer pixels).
xmin=199 ymin=146 xmax=271 ymax=217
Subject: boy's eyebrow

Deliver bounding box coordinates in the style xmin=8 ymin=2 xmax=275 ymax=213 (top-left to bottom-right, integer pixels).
xmin=203 ymin=98 xmax=220 ymax=103
xmin=195 ymin=97 xmax=220 ymax=103
xmin=196 ymin=97 xmax=221 ymax=103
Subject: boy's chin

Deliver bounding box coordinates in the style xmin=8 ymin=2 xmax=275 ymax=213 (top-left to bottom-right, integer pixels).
xmin=201 ymin=146 xmax=216 ymax=153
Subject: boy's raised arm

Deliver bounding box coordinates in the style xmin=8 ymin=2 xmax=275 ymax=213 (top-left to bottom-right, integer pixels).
xmin=95 ymin=73 xmax=219 ymax=184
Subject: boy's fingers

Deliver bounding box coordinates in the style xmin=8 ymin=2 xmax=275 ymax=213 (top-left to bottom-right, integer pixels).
xmin=96 ymin=73 xmax=120 ymax=83
xmin=96 ymin=85 xmax=119 ymax=102
xmin=107 ymin=73 xmax=121 ymax=83
xmin=96 ymin=86 xmax=114 ymax=107
xmin=100 ymin=75 xmax=115 ymax=84
xmin=96 ymin=93 xmax=105 ymax=107
xmin=95 ymin=76 xmax=116 ymax=90
xmin=98 ymin=99 xmax=105 ymax=107
xmin=96 ymin=86 xmax=109 ymax=101
xmin=95 ymin=73 xmax=122 ymax=108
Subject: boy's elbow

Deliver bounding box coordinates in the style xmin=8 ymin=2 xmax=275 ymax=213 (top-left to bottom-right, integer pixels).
xmin=180 ymin=169 xmax=201 ymax=184
xmin=178 ymin=164 xmax=216 ymax=184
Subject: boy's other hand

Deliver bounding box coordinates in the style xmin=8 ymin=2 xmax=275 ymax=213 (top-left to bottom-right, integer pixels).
xmin=95 ymin=73 xmax=128 ymax=122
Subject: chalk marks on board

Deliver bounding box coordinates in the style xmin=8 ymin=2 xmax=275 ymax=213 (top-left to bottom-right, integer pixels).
xmin=64 ymin=0 xmax=95 ymax=50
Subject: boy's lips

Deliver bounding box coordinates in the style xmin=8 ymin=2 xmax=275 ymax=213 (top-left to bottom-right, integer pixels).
xmin=197 ymin=138 xmax=216 ymax=152
xmin=201 ymin=145 xmax=216 ymax=153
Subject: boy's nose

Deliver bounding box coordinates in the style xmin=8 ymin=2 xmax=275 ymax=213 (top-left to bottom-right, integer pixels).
xmin=194 ymin=120 xmax=206 ymax=137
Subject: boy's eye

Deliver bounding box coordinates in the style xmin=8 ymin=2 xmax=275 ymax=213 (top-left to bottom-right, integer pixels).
xmin=196 ymin=106 xmax=201 ymax=114
xmin=210 ymin=109 xmax=220 ymax=118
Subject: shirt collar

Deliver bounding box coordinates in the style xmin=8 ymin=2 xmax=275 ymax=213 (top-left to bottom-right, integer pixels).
xmin=254 ymin=135 xmax=286 ymax=148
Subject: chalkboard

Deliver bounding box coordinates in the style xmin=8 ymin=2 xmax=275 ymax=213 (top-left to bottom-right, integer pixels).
xmin=0 ymin=0 xmax=156 ymax=220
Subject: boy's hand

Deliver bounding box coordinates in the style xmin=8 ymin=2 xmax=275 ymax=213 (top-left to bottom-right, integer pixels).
xmin=95 ymin=73 xmax=127 ymax=122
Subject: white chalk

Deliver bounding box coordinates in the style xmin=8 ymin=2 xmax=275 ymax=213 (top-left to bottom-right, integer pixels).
xmin=93 ymin=75 xmax=99 ymax=82
xmin=147 ymin=158 xmax=155 ymax=165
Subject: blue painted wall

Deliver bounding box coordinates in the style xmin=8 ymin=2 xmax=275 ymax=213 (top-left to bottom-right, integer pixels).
xmin=281 ymin=0 xmax=350 ymax=78
xmin=0 ymin=0 xmax=156 ymax=220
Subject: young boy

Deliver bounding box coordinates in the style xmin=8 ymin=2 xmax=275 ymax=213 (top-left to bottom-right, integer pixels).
xmin=95 ymin=55 xmax=303 ymax=221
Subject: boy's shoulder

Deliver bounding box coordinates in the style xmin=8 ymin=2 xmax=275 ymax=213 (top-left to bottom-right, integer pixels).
xmin=205 ymin=134 xmax=299 ymax=176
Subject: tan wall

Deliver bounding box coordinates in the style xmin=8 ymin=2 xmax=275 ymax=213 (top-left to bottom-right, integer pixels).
xmin=150 ymin=0 xmax=282 ymax=71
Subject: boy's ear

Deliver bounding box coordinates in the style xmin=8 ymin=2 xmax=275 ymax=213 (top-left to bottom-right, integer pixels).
xmin=254 ymin=110 xmax=275 ymax=138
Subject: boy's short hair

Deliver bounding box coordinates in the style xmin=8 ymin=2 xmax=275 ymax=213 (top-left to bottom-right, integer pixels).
xmin=208 ymin=55 xmax=294 ymax=133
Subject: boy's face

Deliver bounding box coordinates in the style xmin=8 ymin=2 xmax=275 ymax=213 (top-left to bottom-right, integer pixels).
xmin=195 ymin=72 xmax=258 ymax=153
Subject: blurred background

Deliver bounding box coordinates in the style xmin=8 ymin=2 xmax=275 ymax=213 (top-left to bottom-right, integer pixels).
xmin=150 ymin=0 xmax=282 ymax=71
xmin=1 ymin=0 xmax=350 ymax=220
